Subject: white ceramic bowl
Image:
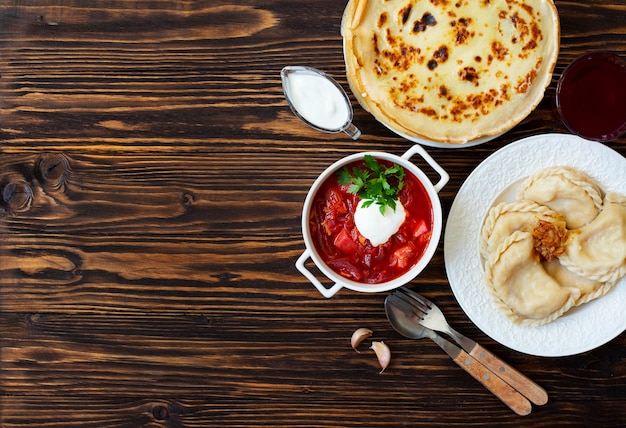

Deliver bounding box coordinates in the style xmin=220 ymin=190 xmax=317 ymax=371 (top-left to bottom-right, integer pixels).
xmin=297 ymin=145 xmax=448 ymax=297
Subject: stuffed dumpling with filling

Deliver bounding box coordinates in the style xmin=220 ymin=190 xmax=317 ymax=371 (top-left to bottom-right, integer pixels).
xmin=559 ymin=193 xmax=626 ymax=283
xmin=543 ymin=259 xmax=615 ymax=306
xmin=516 ymin=166 xmax=603 ymax=229
xmin=480 ymin=200 xmax=564 ymax=262
xmin=484 ymin=231 xmax=580 ymax=326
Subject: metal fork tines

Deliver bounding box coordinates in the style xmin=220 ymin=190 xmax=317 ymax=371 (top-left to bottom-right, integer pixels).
xmin=393 ymin=287 xmax=476 ymax=352
xmin=391 ymin=287 xmax=548 ymax=406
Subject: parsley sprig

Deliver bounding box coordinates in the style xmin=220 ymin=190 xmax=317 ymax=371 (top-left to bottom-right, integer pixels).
xmin=337 ymin=155 xmax=405 ymax=214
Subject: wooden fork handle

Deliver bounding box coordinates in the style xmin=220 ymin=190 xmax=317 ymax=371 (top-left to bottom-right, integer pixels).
xmin=452 ymin=349 xmax=532 ymax=416
xmin=469 ymin=343 xmax=548 ymax=406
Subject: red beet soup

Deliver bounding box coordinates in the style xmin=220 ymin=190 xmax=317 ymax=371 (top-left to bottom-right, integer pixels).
xmin=308 ymin=158 xmax=434 ymax=284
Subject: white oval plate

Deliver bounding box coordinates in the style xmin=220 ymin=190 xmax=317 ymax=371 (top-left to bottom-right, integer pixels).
xmin=385 ymin=123 xmax=503 ymax=148
xmin=444 ymin=133 xmax=626 ymax=357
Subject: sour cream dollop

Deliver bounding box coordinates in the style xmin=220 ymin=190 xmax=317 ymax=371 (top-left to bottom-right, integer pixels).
xmin=354 ymin=199 xmax=406 ymax=246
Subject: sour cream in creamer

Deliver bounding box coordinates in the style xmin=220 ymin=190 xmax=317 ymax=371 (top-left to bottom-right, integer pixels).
xmin=284 ymin=69 xmax=350 ymax=131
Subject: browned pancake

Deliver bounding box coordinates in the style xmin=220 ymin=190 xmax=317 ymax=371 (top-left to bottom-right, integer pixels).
xmin=342 ymin=0 xmax=560 ymax=144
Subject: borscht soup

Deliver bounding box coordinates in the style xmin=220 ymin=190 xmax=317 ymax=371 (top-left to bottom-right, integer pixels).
xmin=308 ymin=158 xmax=434 ymax=284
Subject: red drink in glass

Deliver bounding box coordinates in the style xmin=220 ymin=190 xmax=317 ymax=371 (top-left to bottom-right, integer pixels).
xmin=556 ymin=52 xmax=626 ymax=141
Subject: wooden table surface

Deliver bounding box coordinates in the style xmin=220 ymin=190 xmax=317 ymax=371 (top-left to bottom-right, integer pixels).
xmin=1 ymin=1 xmax=625 ymax=426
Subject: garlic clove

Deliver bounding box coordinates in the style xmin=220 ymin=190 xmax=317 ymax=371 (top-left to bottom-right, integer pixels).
xmin=370 ymin=341 xmax=391 ymax=373
xmin=350 ymin=328 xmax=373 ymax=352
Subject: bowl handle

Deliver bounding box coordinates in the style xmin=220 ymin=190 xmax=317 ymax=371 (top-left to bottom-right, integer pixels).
xmin=296 ymin=250 xmax=344 ymax=298
xmin=401 ymin=144 xmax=449 ymax=193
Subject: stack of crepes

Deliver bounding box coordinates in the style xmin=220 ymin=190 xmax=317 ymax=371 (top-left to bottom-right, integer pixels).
xmin=341 ymin=0 xmax=560 ymax=144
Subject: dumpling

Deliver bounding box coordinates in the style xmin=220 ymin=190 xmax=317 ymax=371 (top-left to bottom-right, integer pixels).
xmin=484 ymin=231 xmax=580 ymax=326
xmin=516 ymin=166 xmax=603 ymax=229
xmin=480 ymin=200 xmax=564 ymax=262
xmin=559 ymin=193 xmax=626 ymax=283
xmin=543 ymin=259 xmax=615 ymax=306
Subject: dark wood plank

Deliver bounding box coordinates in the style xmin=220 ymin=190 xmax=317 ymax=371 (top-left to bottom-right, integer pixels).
xmin=1 ymin=0 xmax=625 ymax=426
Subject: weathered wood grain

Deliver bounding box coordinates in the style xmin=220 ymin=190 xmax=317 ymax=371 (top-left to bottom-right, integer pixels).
xmin=1 ymin=0 xmax=625 ymax=426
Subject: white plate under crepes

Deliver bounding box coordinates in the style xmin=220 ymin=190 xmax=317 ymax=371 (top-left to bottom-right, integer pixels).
xmin=444 ymin=133 xmax=626 ymax=357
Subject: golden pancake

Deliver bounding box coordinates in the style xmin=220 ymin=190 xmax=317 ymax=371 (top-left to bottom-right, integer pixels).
xmin=342 ymin=0 xmax=560 ymax=143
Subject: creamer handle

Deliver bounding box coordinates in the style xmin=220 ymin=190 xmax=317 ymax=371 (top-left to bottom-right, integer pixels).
xmin=401 ymin=144 xmax=449 ymax=193
xmin=296 ymin=250 xmax=344 ymax=298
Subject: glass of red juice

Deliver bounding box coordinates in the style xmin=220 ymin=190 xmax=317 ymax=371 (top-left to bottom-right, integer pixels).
xmin=556 ymin=52 xmax=626 ymax=142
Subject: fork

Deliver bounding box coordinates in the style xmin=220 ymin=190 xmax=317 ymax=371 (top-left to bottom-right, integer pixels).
xmin=393 ymin=287 xmax=548 ymax=406
xmin=385 ymin=294 xmax=532 ymax=415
